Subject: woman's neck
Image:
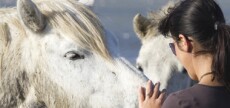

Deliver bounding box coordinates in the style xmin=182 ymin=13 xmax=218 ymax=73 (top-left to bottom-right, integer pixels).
xmin=193 ymin=54 xmax=223 ymax=86
xmin=198 ymin=73 xmax=223 ymax=86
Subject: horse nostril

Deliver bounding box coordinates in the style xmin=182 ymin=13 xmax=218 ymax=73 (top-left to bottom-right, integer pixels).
xmin=138 ymin=66 xmax=143 ymax=72
xmin=136 ymin=65 xmax=143 ymax=72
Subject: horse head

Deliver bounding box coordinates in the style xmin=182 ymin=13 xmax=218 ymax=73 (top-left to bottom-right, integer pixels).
xmin=0 ymin=0 xmax=147 ymax=107
xmin=133 ymin=1 xmax=192 ymax=93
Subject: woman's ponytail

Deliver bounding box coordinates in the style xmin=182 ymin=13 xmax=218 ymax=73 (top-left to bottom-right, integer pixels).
xmin=212 ymin=24 xmax=230 ymax=90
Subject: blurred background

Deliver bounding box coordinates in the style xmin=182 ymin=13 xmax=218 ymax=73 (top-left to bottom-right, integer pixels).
xmin=0 ymin=0 xmax=229 ymax=64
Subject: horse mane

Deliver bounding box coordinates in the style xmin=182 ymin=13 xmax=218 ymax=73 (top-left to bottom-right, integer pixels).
xmin=0 ymin=0 xmax=111 ymax=61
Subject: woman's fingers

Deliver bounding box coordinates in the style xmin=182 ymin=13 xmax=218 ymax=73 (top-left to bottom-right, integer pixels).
xmin=139 ymin=86 xmax=145 ymax=102
xmin=138 ymin=80 xmax=165 ymax=108
xmin=145 ymin=80 xmax=154 ymax=98
xmin=152 ymin=82 xmax=160 ymax=99
xmin=157 ymin=90 xmax=166 ymax=105
xmin=139 ymin=80 xmax=165 ymax=101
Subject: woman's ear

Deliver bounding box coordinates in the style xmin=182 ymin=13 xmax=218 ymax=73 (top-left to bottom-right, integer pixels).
xmin=178 ymin=34 xmax=193 ymax=52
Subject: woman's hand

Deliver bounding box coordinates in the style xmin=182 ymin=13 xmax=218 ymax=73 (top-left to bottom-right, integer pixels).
xmin=138 ymin=80 xmax=166 ymax=108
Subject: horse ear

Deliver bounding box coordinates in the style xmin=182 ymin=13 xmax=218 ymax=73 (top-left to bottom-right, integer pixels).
xmin=17 ymin=0 xmax=46 ymax=32
xmin=133 ymin=14 xmax=151 ymax=40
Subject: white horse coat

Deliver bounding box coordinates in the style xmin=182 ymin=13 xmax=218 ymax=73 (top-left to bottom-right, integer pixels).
xmin=0 ymin=0 xmax=147 ymax=107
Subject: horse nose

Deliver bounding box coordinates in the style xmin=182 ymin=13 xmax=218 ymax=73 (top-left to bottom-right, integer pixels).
xmin=136 ymin=63 xmax=143 ymax=72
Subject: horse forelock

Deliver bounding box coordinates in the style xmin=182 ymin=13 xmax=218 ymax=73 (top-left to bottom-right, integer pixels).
xmin=37 ymin=0 xmax=112 ymax=61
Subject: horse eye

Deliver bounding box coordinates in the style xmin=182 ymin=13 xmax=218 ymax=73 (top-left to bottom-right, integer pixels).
xmin=64 ymin=51 xmax=85 ymax=60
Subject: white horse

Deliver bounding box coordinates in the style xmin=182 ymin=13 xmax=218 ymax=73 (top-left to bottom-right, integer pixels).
xmin=133 ymin=1 xmax=193 ymax=93
xmin=0 ymin=0 xmax=148 ymax=107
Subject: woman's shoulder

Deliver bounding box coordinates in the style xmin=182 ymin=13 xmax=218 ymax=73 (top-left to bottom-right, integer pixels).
xmin=162 ymin=84 xmax=230 ymax=108
xmin=166 ymin=84 xmax=229 ymax=98
xmin=162 ymin=87 xmax=198 ymax=108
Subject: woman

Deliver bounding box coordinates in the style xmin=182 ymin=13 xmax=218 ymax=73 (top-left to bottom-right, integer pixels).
xmin=138 ymin=0 xmax=230 ymax=108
